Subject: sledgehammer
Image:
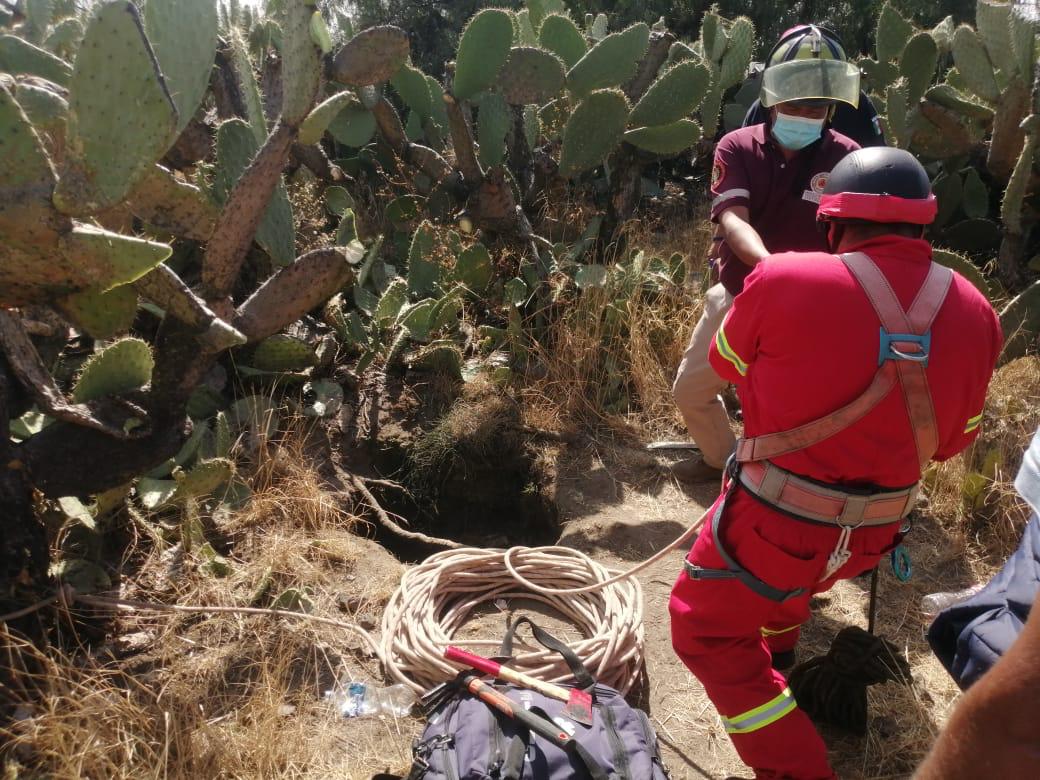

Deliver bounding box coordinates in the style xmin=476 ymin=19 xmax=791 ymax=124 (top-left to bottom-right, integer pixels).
xmin=444 ymin=645 xmax=595 ymax=726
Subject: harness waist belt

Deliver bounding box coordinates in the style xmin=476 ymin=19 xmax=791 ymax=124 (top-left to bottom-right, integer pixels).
xmin=738 ymin=459 xmax=917 ymax=526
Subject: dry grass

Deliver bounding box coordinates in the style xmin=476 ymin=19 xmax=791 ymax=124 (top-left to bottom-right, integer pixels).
xmin=525 ymin=200 xmax=714 ymax=439
xmin=1 ymin=422 xmax=413 ymax=780
xmin=924 ymin=355 xmax=1040 ymax=573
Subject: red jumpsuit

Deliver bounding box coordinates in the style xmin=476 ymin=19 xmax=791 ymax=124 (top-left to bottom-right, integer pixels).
xmin=669 ymin=235 xmax=1003 ymax=779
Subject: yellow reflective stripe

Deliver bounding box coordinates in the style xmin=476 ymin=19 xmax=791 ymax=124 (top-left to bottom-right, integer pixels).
xmin=715 ymin=326 xmax=748 ymax=376
xmin=722 ymin=687 xmax=798 ymax=734
xmin=964 ymin=412 xmax=983 ymax=433
xmin=761 ymin=623 xmax=800 ymax=637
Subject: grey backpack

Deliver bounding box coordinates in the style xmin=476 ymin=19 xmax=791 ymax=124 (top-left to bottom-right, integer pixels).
xmin=406 ymin=618 xmax=670 ymax=780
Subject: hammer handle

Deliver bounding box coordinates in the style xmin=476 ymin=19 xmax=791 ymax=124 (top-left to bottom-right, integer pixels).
xmin=445 ymin=646 xmax=572 ymax=703
xmin=462 ymin=674 xmax=571 ymax=749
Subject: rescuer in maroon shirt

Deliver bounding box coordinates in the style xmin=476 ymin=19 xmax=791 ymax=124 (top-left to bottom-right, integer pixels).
xmin=670 ymin=26 xmax=862 ymax=483
xmin=669 ymin=147 xmax=1003 ymax=780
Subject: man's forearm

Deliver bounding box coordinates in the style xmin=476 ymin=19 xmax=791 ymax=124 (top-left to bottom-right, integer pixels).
xmin=719 ymin=210 xmax=770 ymax=267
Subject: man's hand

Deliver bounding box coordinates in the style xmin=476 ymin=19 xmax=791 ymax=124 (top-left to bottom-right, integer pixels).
xmin=718 ymin=206 xmax=770 ymax=267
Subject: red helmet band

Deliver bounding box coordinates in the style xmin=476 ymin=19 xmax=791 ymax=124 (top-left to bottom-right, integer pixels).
xmin=817 ymin=192 xmax=938 ymax=225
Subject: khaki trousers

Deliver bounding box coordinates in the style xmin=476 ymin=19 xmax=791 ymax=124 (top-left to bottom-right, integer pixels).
xmin=672 ymin=282 xmax=736 ymax=468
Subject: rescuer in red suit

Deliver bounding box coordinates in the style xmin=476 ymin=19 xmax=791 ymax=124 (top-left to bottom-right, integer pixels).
xmin=668 ymin=146 xmax=1004 ymax=779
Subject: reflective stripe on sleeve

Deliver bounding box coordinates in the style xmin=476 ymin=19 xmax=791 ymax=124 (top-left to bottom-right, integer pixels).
xmin=964 ymin=412 xmax=983 ymax=434
xmin=721 ymin=687 xmax=798 ymax=734
xmin=712 ymin=188 xmax=751 ymax=209
xmin=761 ymin=623 xmax=800 ymax=637
xmin=715 ymin=326 xmax=748 ymax=376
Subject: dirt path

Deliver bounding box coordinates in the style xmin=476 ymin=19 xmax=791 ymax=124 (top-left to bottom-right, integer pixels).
xmin=549 ymin=440 xmax=965 ymax=780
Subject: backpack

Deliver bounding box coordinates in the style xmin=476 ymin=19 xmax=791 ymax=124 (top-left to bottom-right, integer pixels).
xmin=405 ymin=617 xmax=670 ymax=780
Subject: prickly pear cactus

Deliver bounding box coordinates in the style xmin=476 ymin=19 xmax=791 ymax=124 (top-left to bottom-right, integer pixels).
xmin=453 ymin=9 xmax=514 ymax=100
xmin=71 ymin=337 xmax=155 ymax=403
xmin=558 ymin=88 xmax=630 ymax=178
xmin=566 ymin=23 xmax=649 ymax=97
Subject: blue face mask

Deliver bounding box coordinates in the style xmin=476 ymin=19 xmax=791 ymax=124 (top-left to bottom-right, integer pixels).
xmin=771 ymin=113 xmax=825 ymax=150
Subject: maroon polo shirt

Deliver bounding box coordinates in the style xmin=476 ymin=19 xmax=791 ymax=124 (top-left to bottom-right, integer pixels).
xmin=709 ymin=122 xmax=860 ymax=296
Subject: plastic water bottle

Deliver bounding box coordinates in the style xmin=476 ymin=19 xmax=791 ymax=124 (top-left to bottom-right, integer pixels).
xmin=921 ymin=583 xmax=987 ymax=620
xmin=326 ymin=681 xmax=416 ymax=718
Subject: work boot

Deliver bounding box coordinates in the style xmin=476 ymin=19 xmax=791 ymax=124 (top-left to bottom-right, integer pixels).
xmin=669 ymin=457 xmax=723 ymax=484
xmin=771 ymin=649 xmax=797 ymax=671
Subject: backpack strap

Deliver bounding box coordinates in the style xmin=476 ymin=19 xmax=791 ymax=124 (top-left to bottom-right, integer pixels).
xmin=499 ymin=616 xmax=597 ymax=692
xmin=734 ymin=252 xmax=951 ymax=471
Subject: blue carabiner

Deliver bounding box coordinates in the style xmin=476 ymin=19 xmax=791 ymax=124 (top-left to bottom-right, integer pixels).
xmin=890 ymin=544 xmax=912 ymax=582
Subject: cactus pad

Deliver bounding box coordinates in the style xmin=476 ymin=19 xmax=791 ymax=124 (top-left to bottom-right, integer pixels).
xmin=976 ymin=0 xmax=1018 ymax=79
xmin=453 ymin=9 xmax=514 ymax=100
xmin=700 ymin=11 xmax=727 ymax=61
xmin=961 ymin=168 xmax=990 ymax=219
xmin=900 ymin=32 xmax=938 ymax=105
xmin=590 ymin=13 xmax=608 ymax=42
xmin=513 ymin=10 xmax=538 ymax=46
xmin=58 ymin=284 xmax=139 ymax=340
xmin=876 ymin=3 xmax=914 ymax=62
xmin=327 ymin=103 xmax=377 ymax=146
xmin=1010 ymin=5 xmax=1037 ymax=81
xmin=13 ymin=80 xmax=68 ymax=146
xmin=0 ymin=34 xmax=72 ymax=86
xmin=214 ymin=118 xmax=295 ymax=267
xmin=538 ymin=13 xmax=587 ymax=69
xmin=172 ymin=458 xmax=234 ymax=503
xmin=1001 ymin=133 xmax=1035 ymax=235
xmin=391 ymin=62 xmax=433 ymax=119
xmin=281 ymin=0 xmax=323 ymax=125
xmin=127 ymin=164 xmax=219 ymax=242
xmin=61 ymin=224 xmax=172 ymax=291
xmin=719 ymin=17 xmax=754 ymax=89
xmin=567 ymin=23 xmax=649 ymax=97
xmin=999 ymin=279 xmax=1040 ymax=364
xmin=558 ymin=88 xmax=630 ymax=178
xmin=143 ymin=0 xmax=218 ymax=138
xmin=630 ymin=60 xmax=711 ymax=127
xmin=71 ymin=337 xmax=154 ymax=403
xmin=930 ymin=15 xmax=956 ymax=55
xmin=952 ymin=24 xmax=999 ymax=103
xmin=497 ymin=46 xmax=566 ymax=106
xmin=623 ymin=119 xmax=701 ymax=155
xmin=477 ymin=91 xmax=511 ymax=168
xmin=523 ymin=104 xmax=539 ymax=148
xmin=250 ymin=334 xmax=318 ymax=372
xmin=454 ymin=243 xmax=494 ymax=291
xmin=329 ymin=25 xmax=410 ymax=87
xmin=299 ymin=91 xmax=356 ymax=145
xmin=924 ymin=83 xmax=994 ymax=121
xmin=53 ymin=1 xmax=177 ymax=215
xmin=885 ymin=80 xmax=909 ymax=149
xmin=932 ymin=249 xmax=990 ymax=297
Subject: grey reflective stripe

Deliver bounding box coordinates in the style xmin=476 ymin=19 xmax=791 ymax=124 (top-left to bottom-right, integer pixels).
xmin=721 ymin=687 xmax=798 ymax=734
xmin=712 ymin=188 xmax=751 ymax=209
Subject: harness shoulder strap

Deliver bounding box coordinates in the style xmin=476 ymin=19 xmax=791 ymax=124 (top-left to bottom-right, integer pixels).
xmin=734 ymin=252 xmax=952 ymax=469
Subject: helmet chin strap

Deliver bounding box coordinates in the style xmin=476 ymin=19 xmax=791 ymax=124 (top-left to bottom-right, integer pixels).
xmin=825 ymin=221 xmax=846 ymax=253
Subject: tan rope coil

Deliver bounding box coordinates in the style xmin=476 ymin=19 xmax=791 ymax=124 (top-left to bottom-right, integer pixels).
xmin=380 ymin=506 xmax=708 ymax=695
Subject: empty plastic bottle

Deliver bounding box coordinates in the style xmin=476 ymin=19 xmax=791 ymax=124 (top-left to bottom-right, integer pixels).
xmin=326 ymin=680 xmax=416 ymax=718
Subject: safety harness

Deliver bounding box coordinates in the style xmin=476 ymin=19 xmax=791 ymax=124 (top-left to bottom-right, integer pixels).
xmin=685 ymin=251 xmax=953 ymax=601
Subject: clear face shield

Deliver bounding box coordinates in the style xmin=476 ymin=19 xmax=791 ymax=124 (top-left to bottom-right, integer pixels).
xmin=760 ymin=59 xmax=862 ymax=109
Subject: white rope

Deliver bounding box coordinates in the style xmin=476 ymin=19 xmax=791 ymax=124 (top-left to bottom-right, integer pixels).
xmin=380 ymin=506 xmax=711 ymax=695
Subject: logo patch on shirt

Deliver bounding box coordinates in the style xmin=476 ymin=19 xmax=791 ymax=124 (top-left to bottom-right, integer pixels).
xmin=711 ymin=159 xmax=725 ymax=190
xmin=810 ymin=171 xmax=829 ymax=194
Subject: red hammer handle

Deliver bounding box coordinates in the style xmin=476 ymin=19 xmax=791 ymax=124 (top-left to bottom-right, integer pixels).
xmin=462 ymin=675 xmax=571 ymax=750
xmin=445 ymin=646 xmax=573 ymax=702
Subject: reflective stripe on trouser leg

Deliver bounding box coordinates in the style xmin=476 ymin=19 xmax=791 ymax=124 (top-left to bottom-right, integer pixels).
xmin=672 ymin=283 xmax=736 ymax=468
xmin=721 ymin=687 xmax=798 ymax=734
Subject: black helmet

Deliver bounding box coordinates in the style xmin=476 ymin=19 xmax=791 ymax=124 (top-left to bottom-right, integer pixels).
xmin=817 ymin=147 xmax=937 ymax=225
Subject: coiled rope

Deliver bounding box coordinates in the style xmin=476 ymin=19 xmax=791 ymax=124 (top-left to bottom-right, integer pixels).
xmin=380 ymin=507 xmax=710 ymax=695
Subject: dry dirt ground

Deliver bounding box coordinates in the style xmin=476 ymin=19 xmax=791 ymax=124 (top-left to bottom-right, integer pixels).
xmin=338 ymin=438 xmax=967 ymax=780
